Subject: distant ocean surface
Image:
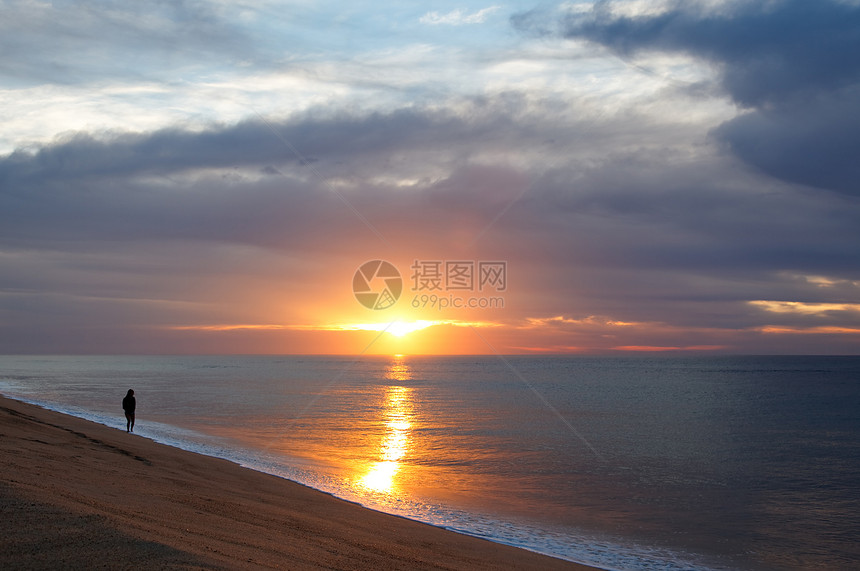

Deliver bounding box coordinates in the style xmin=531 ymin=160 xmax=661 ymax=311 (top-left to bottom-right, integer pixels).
xmin=1 ymin=355 xmax=858 ymax=570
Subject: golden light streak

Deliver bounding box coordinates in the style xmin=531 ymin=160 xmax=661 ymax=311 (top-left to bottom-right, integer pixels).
xmin=344 ymin=320 xmax=437 ymax=338
xmin=328 ymin=319 xmax=500 ymax=337
xmin=757 ymin=326 xmax=860 ymax=335
xmin=166 ymin=320 xmax=496 ymax=336
xmin=523 ymin=315 xmax=641 ymax=328
xmin=749 ymin=301 xmax=860 ymax=315
xmin=359 ymin=358 xmax=414 ymax=494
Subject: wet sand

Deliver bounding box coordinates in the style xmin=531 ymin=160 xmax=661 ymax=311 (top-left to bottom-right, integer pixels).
xmin=0 ymin=395 xmax=599 ymax=570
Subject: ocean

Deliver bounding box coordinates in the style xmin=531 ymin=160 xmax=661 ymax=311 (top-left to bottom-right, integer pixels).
xmin=1 ymin=355 xmax=858 ymax=570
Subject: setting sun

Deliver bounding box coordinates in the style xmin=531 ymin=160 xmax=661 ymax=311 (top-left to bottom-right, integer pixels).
xmin=344 ymin=320 xmax=438 ymax=338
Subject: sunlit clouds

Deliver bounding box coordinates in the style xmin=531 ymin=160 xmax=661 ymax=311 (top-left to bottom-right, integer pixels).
xmin=749 ymin=301 xmax=860 ymax=316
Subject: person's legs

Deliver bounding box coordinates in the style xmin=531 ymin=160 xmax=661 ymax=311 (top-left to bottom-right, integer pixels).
xmin=129 ymin=413 xmax=134 ymax=432
xmin=125 ymin=413 xmax=132 ymax=432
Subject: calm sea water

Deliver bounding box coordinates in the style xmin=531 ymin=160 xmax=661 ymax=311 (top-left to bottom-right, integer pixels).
xmin=1 ymin=355 xmax=858 ymax=570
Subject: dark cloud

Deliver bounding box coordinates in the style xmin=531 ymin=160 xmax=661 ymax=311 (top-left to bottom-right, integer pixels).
xmin=518 ymin=0 xmax=860 ymax=195
xmin=0 ymin=102 xmax=526 ymax=251
xmin=712 ymin=87 xmax=860 ymax=195
xmin=3 ymin=96 xmax=859 ymax=266
xmin=0 ymin=105 xmax=504 ymax=187
xmin=554 ymin=0 xmax=860 ymax=107
xmin=2 ymin=95 xmax=860 ymax=352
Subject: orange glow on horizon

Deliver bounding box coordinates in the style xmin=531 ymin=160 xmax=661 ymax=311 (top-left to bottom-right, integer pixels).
xmin=155 ymin=306 xmax=860 ymax=355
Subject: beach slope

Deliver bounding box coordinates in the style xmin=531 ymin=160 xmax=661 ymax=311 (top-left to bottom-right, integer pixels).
xmin=0 ymin=396 xmax=597 ymax=570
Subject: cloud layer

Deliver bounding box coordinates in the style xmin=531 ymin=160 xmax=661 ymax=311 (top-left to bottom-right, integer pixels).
xmin=1 ymin=1 xmax=859 ymax=354
xmin=524 ymin=0 xmax=860 ymax=195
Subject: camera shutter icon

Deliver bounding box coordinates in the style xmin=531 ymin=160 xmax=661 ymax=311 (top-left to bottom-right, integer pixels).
xmin=353 ymin=260 xmax=402 ymax=310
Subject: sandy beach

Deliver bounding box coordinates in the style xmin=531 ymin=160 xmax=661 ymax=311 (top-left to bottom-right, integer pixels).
xmin=0 ymin=395 xmax=597 ymax=570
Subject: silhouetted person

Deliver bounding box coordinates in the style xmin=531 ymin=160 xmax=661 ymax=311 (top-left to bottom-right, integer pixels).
xmin=122 ymin=389 xmax=136 ymax=433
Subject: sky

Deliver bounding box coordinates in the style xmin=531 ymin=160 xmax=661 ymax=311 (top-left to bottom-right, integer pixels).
xmin=1 ymin=0 xmax=859 ymax=355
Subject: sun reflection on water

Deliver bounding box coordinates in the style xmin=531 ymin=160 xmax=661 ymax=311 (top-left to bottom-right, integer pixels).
xmin=359 ymin=357 xmax=414 ymax=493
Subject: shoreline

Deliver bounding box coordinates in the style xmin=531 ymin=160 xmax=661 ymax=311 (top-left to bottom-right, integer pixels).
xmin=0 ymin=394 xmax=599 ymax=570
